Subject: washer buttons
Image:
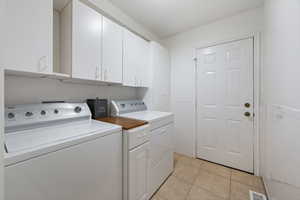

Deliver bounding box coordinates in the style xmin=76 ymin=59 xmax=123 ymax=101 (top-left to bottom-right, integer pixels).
xmin=7 ymin=113 xmax=15 ymax=119
xmin=25 ymin=112 xmax=33 ymax=117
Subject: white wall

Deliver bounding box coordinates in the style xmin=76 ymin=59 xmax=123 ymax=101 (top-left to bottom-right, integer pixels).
xmin=5 ymin=76 xmax=137 ymax=106
xmin=163 ymin=7 xmax=264 ymax=157
xmin=262 ymin=0 xmax=300 ymax=199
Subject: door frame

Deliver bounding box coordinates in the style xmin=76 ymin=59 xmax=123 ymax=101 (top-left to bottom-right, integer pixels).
xmin=194 ymin=32 xmax=261 ymax=175
xmin=0 ymin=68 xmax=4 ymax=199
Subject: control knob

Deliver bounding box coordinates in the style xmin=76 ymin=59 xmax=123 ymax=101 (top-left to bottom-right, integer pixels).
xmin=74 ymin=106 xmax=82 ymax=113
xmin=25 ymin=112 xmax=33 ymax=117
xmin=7 ymin=112 xmax=15 ymax=119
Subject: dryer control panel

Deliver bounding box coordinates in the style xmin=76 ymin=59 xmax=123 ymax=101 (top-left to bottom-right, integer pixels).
xmin=111 ymin=100 xmax=147 ymax=116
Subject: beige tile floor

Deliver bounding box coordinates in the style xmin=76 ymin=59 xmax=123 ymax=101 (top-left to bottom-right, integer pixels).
xmin=151 ymin=153 xmax=266 ymax=200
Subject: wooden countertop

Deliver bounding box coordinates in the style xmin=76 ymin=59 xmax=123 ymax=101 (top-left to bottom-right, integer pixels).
xmin=96 ymin=116 xmax=148 ymax=130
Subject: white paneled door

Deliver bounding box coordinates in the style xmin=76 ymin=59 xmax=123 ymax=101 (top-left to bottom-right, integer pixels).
xmin=196 ymin=38 xmax=254 ymax=173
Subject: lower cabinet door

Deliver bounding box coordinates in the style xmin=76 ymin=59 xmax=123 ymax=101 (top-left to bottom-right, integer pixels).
xmin=129 ymin=142 xmax=150 ymax=200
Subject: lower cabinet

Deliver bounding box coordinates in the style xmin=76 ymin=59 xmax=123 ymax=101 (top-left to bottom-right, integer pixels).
xmin=129 ymin=142 xmax=150 ymax=200
xmin=148 ymin=123 xmax=174 ymax=197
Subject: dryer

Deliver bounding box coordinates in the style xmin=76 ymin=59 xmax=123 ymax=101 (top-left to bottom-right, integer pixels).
xmin=111 ymin=100 xmax=174 ymax=198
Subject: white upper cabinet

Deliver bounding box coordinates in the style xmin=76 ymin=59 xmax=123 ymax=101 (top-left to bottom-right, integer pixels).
xmin=123 ymin=29 xmax=139 ymax=87
xmin=1 ymin=0 xmax=150 ymax=85
xmin=1 ymin=0 xmax=53 ymax=74
xmin=102 ymin=17 xmax=123 ymax=84
xmin=123 ymin=30 xmax=150 ymax=87
xmin=137 ymin=39 xmax=150 ymax=88
xmin=60 ymin=0 xmax=125 ymax=83
xmin=72 ymin=0 xmax=102 ymax=81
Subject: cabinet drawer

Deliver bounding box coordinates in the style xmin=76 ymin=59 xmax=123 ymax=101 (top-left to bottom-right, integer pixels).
xmin=127 ymin=125 xmax=150 ymax=149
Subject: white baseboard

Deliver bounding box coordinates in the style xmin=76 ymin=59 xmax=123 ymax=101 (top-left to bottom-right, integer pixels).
xmin=262 ymin=177 xmax=272 ymax=200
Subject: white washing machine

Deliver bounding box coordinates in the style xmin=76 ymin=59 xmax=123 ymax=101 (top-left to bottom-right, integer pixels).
xmin=111 ymin=100 xmax=174 ymax=198
xmin=4 ymin=103 xmax=122 ymax=200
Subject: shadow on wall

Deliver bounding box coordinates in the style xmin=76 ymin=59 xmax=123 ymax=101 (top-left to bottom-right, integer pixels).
xmin=4 ymin=75 xmax=138 ymax=105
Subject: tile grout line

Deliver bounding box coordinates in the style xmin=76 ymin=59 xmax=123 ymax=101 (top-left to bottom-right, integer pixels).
xmin=172 ymin=154 xmax=265 ymax=200
xmin=177 ymin=157 xmax=232 ymax=199
xmin=185 ymin=162 xmax=231 ymax=200
xmin=184 ymin=164 xmax=202 ymax=200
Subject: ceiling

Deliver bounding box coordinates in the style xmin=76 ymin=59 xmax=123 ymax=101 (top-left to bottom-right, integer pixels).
xmin=108 ymin=0 xmax=264 ymax=38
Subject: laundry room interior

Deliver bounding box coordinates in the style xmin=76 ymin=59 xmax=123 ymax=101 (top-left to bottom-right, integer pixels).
xmin=1 ymin=0 xmax=300 ymax=200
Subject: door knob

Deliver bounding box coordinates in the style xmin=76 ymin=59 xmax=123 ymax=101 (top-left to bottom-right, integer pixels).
xmin=244 ymin=112 xmax=251 ymax=117
xmin=244 ymin=103 xmax=251 ymax=108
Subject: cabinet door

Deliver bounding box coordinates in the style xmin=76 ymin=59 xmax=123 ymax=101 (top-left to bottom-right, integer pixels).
xmin=102 ymin=17 xmax=123 ymax=83
xmin=72 ymin=0 xmax=102 ymax=80
xmin=1 ymin=0 xmax=52 ymax=73
xmin=129 ymin=142 xmax=149 ymax=200
xmin=123 ymin=30 xmax=139 ymax=87
xmin=138 ymin=39 xmax=150 ymax=87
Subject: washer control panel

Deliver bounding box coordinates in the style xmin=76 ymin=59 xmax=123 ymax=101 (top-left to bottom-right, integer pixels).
xmin=5 ymin=103 xmax=91 ymax=130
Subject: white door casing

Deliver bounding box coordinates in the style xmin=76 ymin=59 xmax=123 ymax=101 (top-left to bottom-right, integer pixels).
xmin=196 ymin=38 xmax=254 ymax=173
xmin=0 ymin=68 xmax=4 ymax=200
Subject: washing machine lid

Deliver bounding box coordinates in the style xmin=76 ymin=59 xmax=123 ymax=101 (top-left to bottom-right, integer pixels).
xmin=5 ymin=119 xmax=120 ymax=153
xmin=120 ymin=111 xmax=173 ymax=123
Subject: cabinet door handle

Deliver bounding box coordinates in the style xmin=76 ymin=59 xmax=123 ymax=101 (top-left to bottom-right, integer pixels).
xmin=134 ymin=76 xmax=137 ymax=86
xmin=38 ymin=56 xmax=48 ymax=72
xmin=95 ymin=67 xmax=98 ymax=79
xmin=104 ymin=69 xmax=108 ymax=81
